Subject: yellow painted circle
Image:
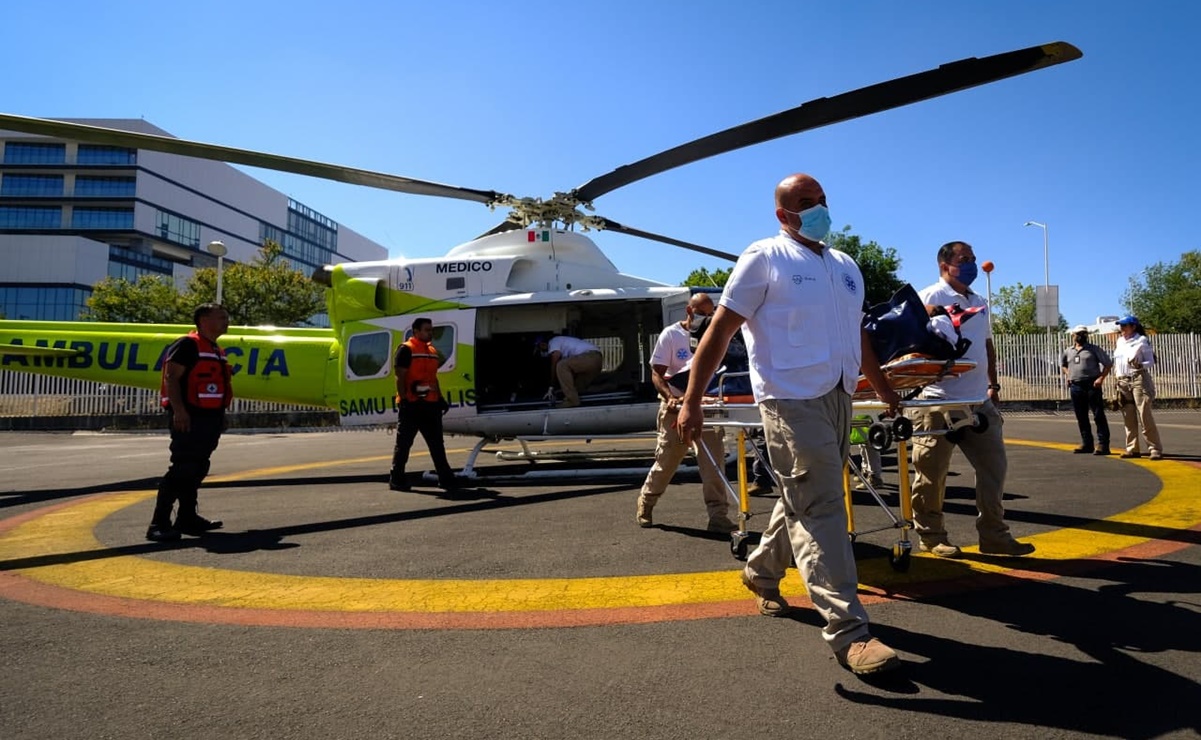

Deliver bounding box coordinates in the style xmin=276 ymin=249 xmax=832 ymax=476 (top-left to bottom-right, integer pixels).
xmin=0 ymin=440 xmax=1198 ymax=617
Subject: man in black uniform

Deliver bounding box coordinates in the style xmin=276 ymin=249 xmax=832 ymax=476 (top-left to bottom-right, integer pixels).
xmin=147 ymin=303 xmax=232 ymax=542
xmin=389 ymin=317 xmax=457 ymax=491
xmin=1060 ymin=324 xmax=1113 ymax=455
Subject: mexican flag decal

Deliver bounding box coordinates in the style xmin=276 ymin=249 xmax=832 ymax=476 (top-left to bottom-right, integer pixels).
xmin=527 ymin=230 xmax=550 ymax=242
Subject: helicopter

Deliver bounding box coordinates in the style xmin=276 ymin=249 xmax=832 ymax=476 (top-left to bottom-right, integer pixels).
xmin=0 ymin=42 xmax=1081 ymax=446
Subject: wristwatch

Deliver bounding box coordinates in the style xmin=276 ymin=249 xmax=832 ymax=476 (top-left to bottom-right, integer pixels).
xmin=988 ymin=383 xmax=1001 ymax=391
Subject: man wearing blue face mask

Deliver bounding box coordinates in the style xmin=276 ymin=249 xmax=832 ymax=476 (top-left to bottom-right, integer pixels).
xmin=908 ymin=241 xmax=1035 ymax=559
xmin=677 ymin=173 xmax=904 ymax=675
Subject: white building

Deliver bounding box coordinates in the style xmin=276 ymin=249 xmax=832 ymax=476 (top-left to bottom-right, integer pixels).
xmin=0 ymin=118 xmax=386 ymax=321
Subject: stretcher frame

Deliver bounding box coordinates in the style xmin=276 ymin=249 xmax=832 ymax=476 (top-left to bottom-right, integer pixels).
xmin=698 ymin=371 xmax=987 ymax=569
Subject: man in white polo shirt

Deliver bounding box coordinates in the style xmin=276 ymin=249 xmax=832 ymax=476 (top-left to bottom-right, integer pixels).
xmin=909 ymin=241 xmax=1035 ymax=558
xmin=677 ymin=173 xmax=903 ymax=676
xmin=537 ymin=334 xmax=604 ymax=408
xmin=635 ymin=292 xmax=737 ymax=533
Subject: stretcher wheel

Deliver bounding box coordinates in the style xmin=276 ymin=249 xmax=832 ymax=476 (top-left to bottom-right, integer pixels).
xmin=889 ymin=541 xmax=912 ymax=572
xmin=730 ymin=532 xmax=751 ymax=561
xmin=891 ymin=416 xmax=913 ymax=441
xmin=867 ymin=422 xmax=892 ymax=451
xmin=971 ymin=411 xmax=989 ymax=434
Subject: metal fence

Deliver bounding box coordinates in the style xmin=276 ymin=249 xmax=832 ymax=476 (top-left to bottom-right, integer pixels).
xmin=2 ymin=333 xmax=1198 ymax=418
xmin=0 ymin=372 xmax=317 ymax=418
xmin=994 ymin=332 xmax=1201 ymax=402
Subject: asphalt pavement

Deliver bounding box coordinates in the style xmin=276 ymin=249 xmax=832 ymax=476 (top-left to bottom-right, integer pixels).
xmin=1 ymin=411 xmax=1200 ymax=740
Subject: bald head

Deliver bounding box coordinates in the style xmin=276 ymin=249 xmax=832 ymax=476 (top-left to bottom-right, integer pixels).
xmin=688 ymin=292 xmax=714 ymax=314
xmin=684 ymin=292 xmax=715 ymax=326
xmin=775 ymin=173 xmax=824 ymax=211
xmin=774 ymin=173 xmax=828 ymax=248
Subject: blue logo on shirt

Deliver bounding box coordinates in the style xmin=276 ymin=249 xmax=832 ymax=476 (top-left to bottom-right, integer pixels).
xmin=842 ymin=273 xmax=858 ymax=294
xmin=676 ymin=348 xmax=690 ymax=361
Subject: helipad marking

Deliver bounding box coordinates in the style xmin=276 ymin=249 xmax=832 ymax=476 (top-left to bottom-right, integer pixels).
xmin=1 ymin=439 xmax=1198 ymax=629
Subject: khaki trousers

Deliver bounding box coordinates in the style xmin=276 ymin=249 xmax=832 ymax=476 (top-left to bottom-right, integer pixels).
xmin=1117 ymin=372 xmax=1162 ymax=455
xmin=638 ymin=402 xmax=730 ymax=521
xmin=745 ymin=389 xmax=871 ymax=651
xmin=556 ymin=351 xmax=603 ymax=405
xmin=908 ymin=400 xmax=1010 ymax=546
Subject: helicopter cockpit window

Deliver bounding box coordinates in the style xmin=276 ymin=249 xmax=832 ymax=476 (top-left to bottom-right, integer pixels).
xmin=345 ymin=331 xmax=390 ymax=380
xmin=403 ymin=324 xmax=456 ymax=372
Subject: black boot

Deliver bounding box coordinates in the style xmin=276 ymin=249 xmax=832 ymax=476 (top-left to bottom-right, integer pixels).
xmin=174 ymin=513 xmax=223 ymax=536
xmin=146 ymin=522 xmax=181 ymax=542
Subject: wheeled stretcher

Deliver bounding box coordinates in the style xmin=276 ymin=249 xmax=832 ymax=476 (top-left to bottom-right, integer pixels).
xmin=697 ymin=356 xmax=989 ymax=570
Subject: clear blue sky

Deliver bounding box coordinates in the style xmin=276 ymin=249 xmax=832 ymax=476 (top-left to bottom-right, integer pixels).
xmin=6 ymin=0 xmax=1197 ymax=327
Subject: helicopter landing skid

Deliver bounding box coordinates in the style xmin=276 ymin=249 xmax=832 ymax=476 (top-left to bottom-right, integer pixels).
xmin=439 ymin=433 xmax=668 ymax=483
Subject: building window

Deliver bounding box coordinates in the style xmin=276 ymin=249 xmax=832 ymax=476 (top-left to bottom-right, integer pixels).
xmin=1 ymin=174 xmax=64 ymax=197
xmin=3 ymin=142 xmax=66 ymax=165
xmin=0 ymin=285 xmax=90 ymax=321
xmin=71 ymin=207 xmax=134 ymax=229
xmin=0 ymin=206 xmax=62 ymax=228
xmin=74 ymin=176 xmax=135 ymax=197
xmin=76 ymin=145 xmax=136 ymax=165
xmin=282 ymin=200 xmax=338 ymax=270
xmin=108 ymin=245 xmax=173 ymax=281
xmin=154 ymin=209 xmax=201 ymax=247
xmin=260 ymin=221 xmax=285 ymax=247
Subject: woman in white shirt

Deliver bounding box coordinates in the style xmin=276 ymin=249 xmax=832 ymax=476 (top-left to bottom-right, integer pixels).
xmin=1112 ymin=316 xmax=1163 ymax=459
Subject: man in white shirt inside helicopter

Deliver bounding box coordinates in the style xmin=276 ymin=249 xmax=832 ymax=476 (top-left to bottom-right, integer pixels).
xmin=536 ymin=334 xmax=604 ymax=408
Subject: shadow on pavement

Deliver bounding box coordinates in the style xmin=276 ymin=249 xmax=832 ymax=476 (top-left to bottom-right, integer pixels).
xmin=0 ymin=477 xmax=160 ymax=509
xmin=0 ymin=483 xmax=633 ymax=570
xmin=836 ymin=556 xmax=1201 ymax=738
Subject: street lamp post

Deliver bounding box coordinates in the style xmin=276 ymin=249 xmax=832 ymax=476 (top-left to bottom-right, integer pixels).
xmin=206 ymin=240 xmax=227 ymax=305
xmin=1023 ymin=221 xmax=1050 ymax=340
xmin=1023 ymin=220 xmax=1053 ymax=395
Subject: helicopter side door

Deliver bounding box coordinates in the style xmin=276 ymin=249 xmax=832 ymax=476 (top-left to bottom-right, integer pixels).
xmin=335 ymin=309 xmax=476 ymax=427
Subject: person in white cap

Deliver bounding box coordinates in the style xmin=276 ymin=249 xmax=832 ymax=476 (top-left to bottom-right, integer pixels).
xmin=1113 ymin=316 xmax=1163 ymax=459
xmin=1060 ymin=325 xmax=1112 ymax=455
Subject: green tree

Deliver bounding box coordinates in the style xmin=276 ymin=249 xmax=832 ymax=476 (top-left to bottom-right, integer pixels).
xmin=681 ymin=266 xmax=732 ymax=288
xmin=83 ymin=241 xmax=325 ymax=326
xmin=827 ymin=228 xmax=904 ymax=306
xmin=991 ymin=282 xmax=1068 ymax=334
xmin=184 ymin=241 xmax=325 ymax=326
xmin=84 ymin=275 xmax=188 ymax=323
xmin=1123 ymin=250 xmax=1201 ymax=333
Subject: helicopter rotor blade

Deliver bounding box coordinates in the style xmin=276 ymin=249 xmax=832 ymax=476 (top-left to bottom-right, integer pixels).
xmin=573 ymin=41 xmax=1082 ymax=203
xmin=0 ymin=114 xmax=503 ymax=204
xmin=596 ymin=218 xmax=739 ymax=262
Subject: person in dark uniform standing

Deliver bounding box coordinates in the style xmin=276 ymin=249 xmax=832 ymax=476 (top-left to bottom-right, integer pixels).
xmin=1060 ymin=325 xmax=1113 ymax=455
xmin=147 ymin=303 xmax=232 ymax=542
xmin=389 ymin=317 xmax=457 ymax=491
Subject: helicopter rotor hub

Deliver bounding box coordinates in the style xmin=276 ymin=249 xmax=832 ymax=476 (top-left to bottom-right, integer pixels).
xmin=491 ymin=192 xmax=600 ymax=230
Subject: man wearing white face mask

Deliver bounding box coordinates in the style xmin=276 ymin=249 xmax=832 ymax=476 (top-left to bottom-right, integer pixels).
xmin=908 ymin=241 xmax=1035 ymax=559
xmin=635 ymin=291 xmax=736 ymax=532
